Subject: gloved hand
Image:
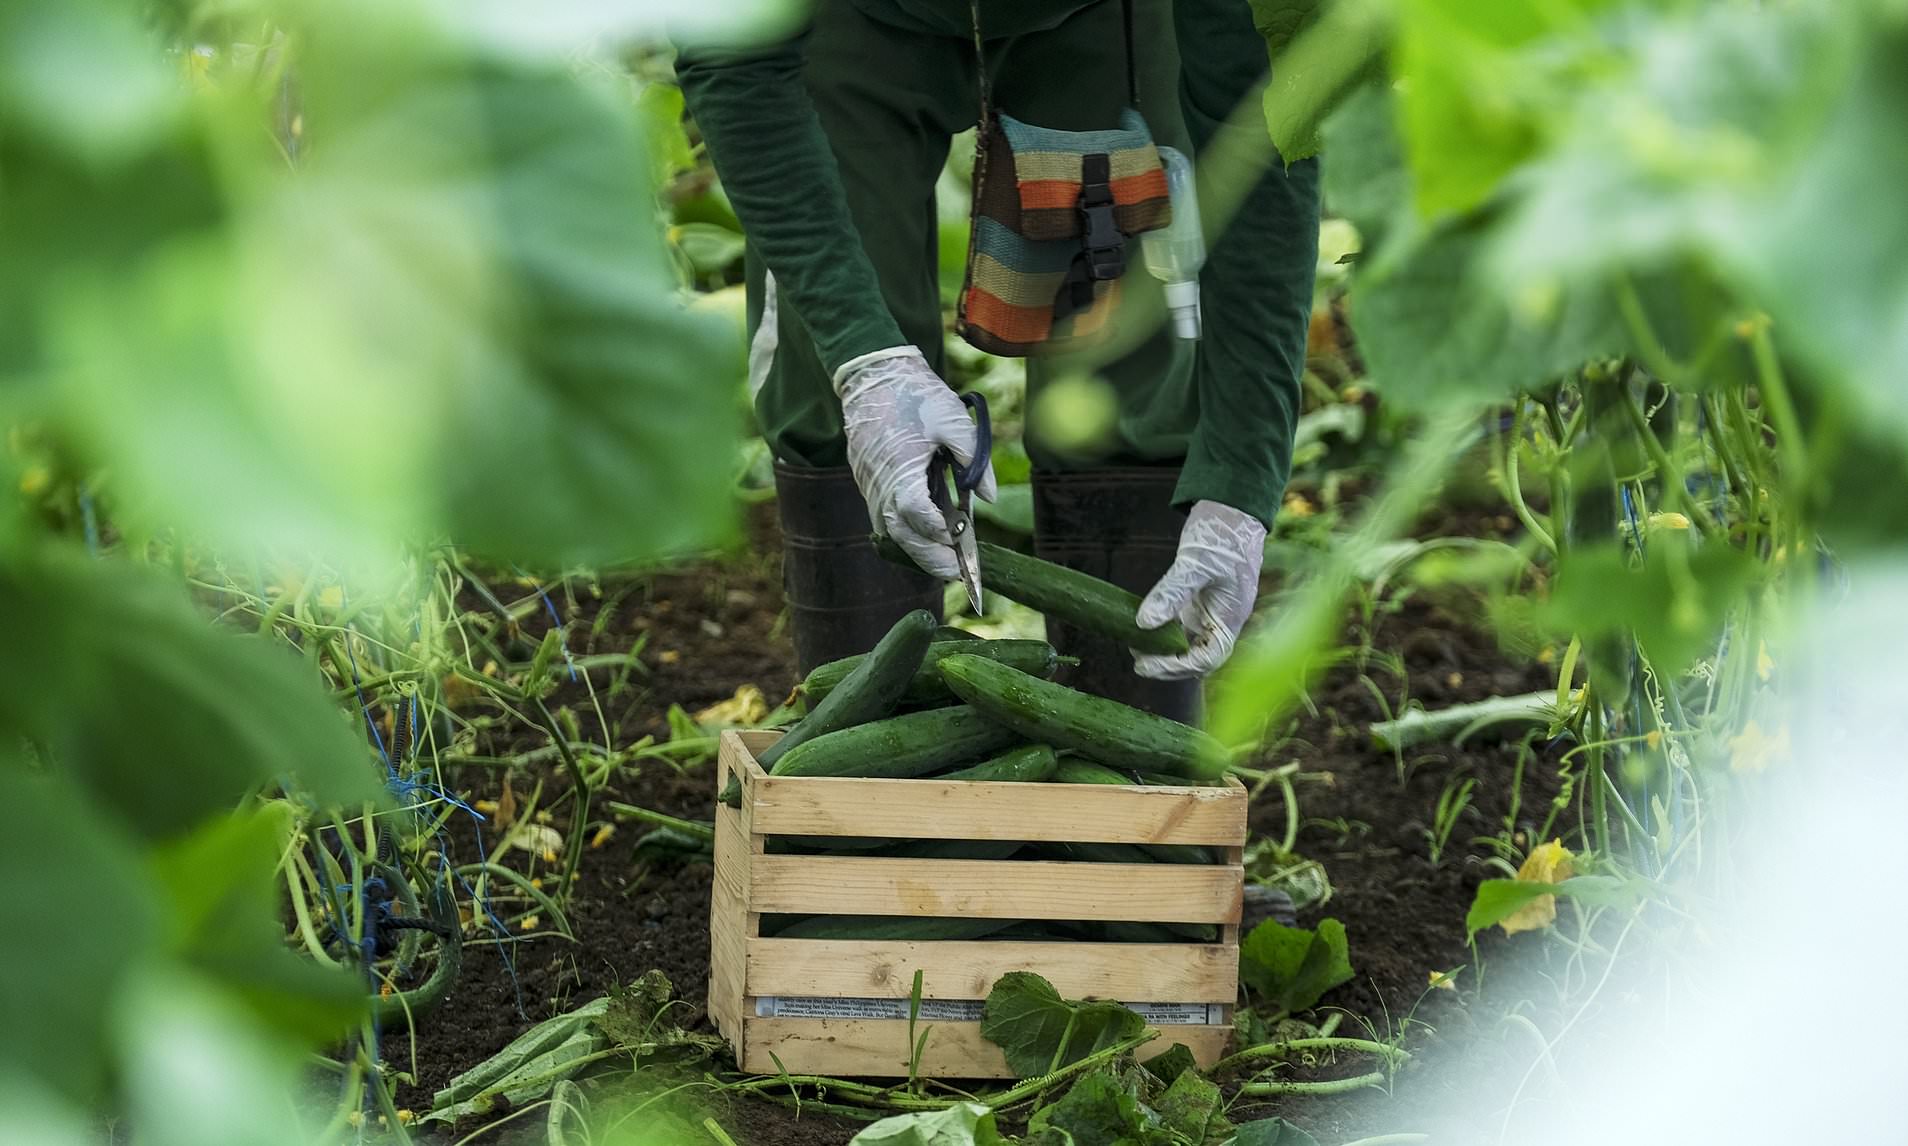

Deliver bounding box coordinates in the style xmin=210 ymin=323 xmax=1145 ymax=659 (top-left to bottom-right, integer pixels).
xmin=835 ymin=347 xmax=996 ymax=580
xmin=1133 ymin=500 xmax=1267 ymax=680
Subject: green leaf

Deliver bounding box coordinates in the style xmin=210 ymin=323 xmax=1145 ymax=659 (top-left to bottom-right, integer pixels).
xmin=0 ymin=767 xmax=159 ymax=1099
xmin=673 ymin=221 xmax=747 ymax=278
xmin=0 ymin=0 xmax=183 ymax=164
xmin=1318 ymin=81 xmax=1411 ymax=251
xmin=0 ymin=1078 xmax=93 ymax=1146
xmin=1464 ymin=880 xmax=1561 ymax=940
xmin=849 ymin=1103 xmax=1005 ymax=1146
xmin=1485 ymin=5 xmax=1908 ymax=442
xmin=1238 ymin=918 xmax=1354 ymax=1015
xmin=1243 ymin=838 xmax=1333 ymax=912
xmin=1465 ymin=875 xmax=1642 ymax=940
xmin=114 ymin=965 xmax=315 ymax=1146
xmin=1392 ymin=0 xmax=1614 ymax=218
xmin=1142 ymin=1042 xmax=1197 ymax=1085
xmin=1026 ymin=1071 xmax=1157 ymax=1146
xmin=0 ymin=557 xmax=378 ymax=839
xmin=1349 ymin=208 xmax=1625 ymax=408
xmin=149 ymin=806 xmax=367 ymax=1043
xmin=1248 ymin=0 xmax=1327 ymax=59
xmin=597 ymin=969 xmax=725 ymax=1063
xmin=25 ymin=41 xmax=741 ymax=569
xmin=1154 ymin=1069 xmax=1231 ymax=1144
xmin=1258 ymin=0 xmax=1393 ymax=162
xmin=979 ymin=971 xmax=1147 ymax=1079
xmin=1230 ymin=1118 xmax=1322 ymax=1146
xmin=1543 ymin=538 xmax=1757 ymax=676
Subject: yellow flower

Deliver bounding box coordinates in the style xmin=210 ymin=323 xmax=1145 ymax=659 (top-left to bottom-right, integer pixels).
xmin=1728 ymin=720 xmax=1790 ymax=774
xmin=1501 ymin=839 xmax=1575 ymax=936
xmin=519 ymin=914 xmax=541 ymax=932
xmin=1428 ymin=969 xmax=1460 ymax=991
xmin=1648 ymin=512 xmax=1690 ymax=532
xmin=694 ymin=685 xmax=769 ymax=727
xmin=590 ymin=824 xmax=616 ymax=849
xmin=18 ymin=465 xmax=49 ymax=495
xmin=317 ymin=585 xmax=345 ymax=610
xmin=1645 ymin=729 xmax=1663 ymax=751
xmin=1281 ymin=492 xmax=1316 ymax=519
xmin=1757 ymin=641 xmax=1775 ymax=683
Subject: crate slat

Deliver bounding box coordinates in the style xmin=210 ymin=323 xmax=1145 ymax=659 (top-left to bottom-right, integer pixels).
xmin=744 ymin=938 xmax=1237 ymax=1001
xmin=748 ymin=772 xmax=1244 ymax=844
xmin=736 ymin=1018 xmax=1234 ymax=1077
xmin=750 ymin=855 xmax=1243 ymax=923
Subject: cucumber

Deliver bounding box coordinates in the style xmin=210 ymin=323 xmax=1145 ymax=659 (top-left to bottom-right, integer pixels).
xmin=1035 ymin=839 xmax=1216 ymax=866
xmin=800 ymin=639 xmax=1065 ymax=708
xmin=877 ymin=535 xmax=1189 ymax=655
xmin=765 ymin=915 xmax=1017 ymax=941
xmin=1053 ymin=758 xmax=1135 ymax=785
xmin=938 ymin=744 xmax=1059 ymax=783
xmin=770 ymin=705 xmax=1021 ymax=779
xmin=759 ymin=609 xmax=936 ymax=771
xmin=881 ymin=839 xmax=1025 ymax=860
xmin=940 ymin=655 xmax=1228 ymax=781
xmin=934 ymin=626 xmax=982 ymax=642
xmin=765 ymin=836 xmax=892 ymax=854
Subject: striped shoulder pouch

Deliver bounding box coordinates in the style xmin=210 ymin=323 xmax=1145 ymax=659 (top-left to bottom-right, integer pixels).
xmin=955 ymin=0 xmax=1172 ymax=357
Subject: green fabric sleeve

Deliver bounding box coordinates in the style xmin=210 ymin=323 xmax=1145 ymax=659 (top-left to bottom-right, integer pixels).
xmin=1169 ymin=0 xmax=1322 ymax=528
xmin=675 ymin=34 xmax=908 ymax=378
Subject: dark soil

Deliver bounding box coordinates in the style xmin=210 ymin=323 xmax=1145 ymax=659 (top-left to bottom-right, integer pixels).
xmin=396 ymin=501 xmax=1575 ymax=1145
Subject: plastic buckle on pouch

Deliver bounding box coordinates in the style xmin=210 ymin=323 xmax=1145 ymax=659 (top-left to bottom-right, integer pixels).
xmin=1077 ymin=152 xmax=1125 ymax=281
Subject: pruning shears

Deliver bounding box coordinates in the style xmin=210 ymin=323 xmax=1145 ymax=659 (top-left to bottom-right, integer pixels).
xmin=929 ymin=391 xmax=992 ymax=616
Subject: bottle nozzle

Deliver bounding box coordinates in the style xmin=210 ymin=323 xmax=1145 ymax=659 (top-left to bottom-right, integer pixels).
xmin=1165 ymin=279 xmax=1201 ymax=341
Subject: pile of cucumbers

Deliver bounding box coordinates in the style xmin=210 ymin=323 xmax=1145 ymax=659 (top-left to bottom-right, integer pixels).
xmin=723 ymin=559 xmax=1234 ymax=943
xmin=723 ymin=607 xmax=1230 ymax=802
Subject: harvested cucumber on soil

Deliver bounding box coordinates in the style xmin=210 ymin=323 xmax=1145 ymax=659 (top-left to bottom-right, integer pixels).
xmin=799 ymin=639 xmax=1066 ymax=707
xmin=876 ymin=534 xmax=1189 ymax=655
xmin=940 ymin=654 xmax=1229 ymax=780
xmin=758 ymin=608 xmax=935 ymax=770
xmin=764 ymin=915 xmax=1017 ymax=941
xmin=938 ymin=743 xmax=1059 ymax=782
xmin=770 ymin=704 xmax=1022 ymax=779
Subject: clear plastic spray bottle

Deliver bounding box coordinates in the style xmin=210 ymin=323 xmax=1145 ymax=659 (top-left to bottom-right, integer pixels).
xmin=1141 ymin=145 xmax=1204 ymax=340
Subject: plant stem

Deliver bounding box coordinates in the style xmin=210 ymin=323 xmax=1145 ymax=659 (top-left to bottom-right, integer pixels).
xmin=1501 ymin=400 xmax=1556 ymax=552
xmin=1239 ymin=1070 xmax=1386 ymax=1097
xmin=531 ymin=696 xmax=591 ymax=897
xmin=606 ymin=802 xmax=716 ymax=841
xmin=1617 ymin=382 xmax=1718 ymax=537
xmin=1213 ymin=1038 xmax=1409 ymax=1075
xmin=453 ymin=862 xmax=574 ymax=938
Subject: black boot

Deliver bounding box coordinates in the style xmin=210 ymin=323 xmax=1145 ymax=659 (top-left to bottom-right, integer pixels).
xmin=774 ymin=461 xmax=943 ymax=675
xmin=1031 ymin=468 xmax=1203 ymax=725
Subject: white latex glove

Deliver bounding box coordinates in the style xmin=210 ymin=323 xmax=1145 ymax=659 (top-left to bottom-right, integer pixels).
xmin=834 ymin=347 xmax=996 ymax=580
xmin=1133 ymin=500 xmax=1267 ymax=680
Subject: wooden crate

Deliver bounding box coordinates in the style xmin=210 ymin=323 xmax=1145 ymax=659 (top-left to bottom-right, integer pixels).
xmin=708 ymin=729 xmax=1246 ymax=1078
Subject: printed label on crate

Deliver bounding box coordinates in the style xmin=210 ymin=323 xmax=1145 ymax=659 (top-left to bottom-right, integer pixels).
xmin=753 ymin=997 xmax=1223 ymax=1024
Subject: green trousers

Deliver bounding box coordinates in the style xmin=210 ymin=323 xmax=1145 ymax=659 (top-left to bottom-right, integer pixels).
xmin=743 ymin=0 xmax=1319 ymax=527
